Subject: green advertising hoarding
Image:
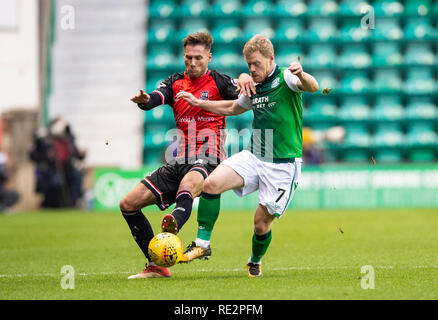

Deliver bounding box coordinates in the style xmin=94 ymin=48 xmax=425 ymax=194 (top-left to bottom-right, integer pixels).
xmin=94 ymin=164 xmax=438 ymax=211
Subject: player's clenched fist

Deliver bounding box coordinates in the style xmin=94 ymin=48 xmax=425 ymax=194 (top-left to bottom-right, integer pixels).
xmin=236 ymin=73 xmax=256 ymax=97
xmin=130 ymin=89 xmax=150 ymax=104
xmin=175 ymin=91 xmax=200 ymax=107
xmin=289 ymin=62 xmax=303 ymax=77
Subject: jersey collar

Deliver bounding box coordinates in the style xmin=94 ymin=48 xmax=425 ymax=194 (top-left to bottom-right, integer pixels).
xmin=184 ymin=70 xmax=210 ymax=81
xmin=256 ymin=64 xmax=280 ymax=86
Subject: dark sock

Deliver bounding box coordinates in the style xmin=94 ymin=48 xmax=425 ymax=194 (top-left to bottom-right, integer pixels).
xmin=171 ymin=191 xmax=194 ymax=232
xmin=122 ymin=210 xmax=154 ymax=262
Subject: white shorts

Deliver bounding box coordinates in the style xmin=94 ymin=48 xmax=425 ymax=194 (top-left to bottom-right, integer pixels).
xmin=221 ymin=150 xmax=302 ymax=218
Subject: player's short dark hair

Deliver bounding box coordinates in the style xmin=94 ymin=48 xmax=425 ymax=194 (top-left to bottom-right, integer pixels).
xmin=183 ymin=32 xmax=213 ymax=51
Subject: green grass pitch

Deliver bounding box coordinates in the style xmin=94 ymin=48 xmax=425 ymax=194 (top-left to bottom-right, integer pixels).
xmin=1 ymin=208 xmax=437 ymax=300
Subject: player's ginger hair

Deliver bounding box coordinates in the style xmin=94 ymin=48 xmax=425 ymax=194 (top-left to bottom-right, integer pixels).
xmin=183 ymin=32 xmax=213 ymax=51
xmin=243 ymin=34 xmax=275 ymax=59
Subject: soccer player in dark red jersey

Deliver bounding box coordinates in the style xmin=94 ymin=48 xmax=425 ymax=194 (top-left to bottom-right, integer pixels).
xmin=121 ymin=32 xmax=252 ymax=279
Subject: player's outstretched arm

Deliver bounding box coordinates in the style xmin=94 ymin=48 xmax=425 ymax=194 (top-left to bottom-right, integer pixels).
xmin=130 ymin=89 xmax=150 ymax=103
xmin=176 ymin=91 xmax=248 ymax=116
xmin=289 ymin=62 xmax=319 ymax=93
xmin=130 ymin=89 xmax=165 ymax=111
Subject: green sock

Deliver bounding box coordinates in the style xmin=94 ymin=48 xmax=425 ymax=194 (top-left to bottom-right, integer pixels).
xmin=250 ymin=230 xmax=272 ymax=264
xmin=196 ymin=192 xmax=221 ymax=241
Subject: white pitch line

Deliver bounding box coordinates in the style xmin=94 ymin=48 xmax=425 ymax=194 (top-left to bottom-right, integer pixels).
xmin=0 ymin=265 xmax=437 ymax=279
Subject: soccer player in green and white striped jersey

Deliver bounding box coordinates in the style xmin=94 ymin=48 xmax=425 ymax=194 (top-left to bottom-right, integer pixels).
xmin=176 ymin=35 xmax=319 ymax=277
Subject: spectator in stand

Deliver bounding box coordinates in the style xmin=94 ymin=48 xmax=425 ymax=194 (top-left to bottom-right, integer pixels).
xmin=30 ymin=118 xmax=86 ymax=208
xmin=302 ymin=127 xmax=324 ymax=164
xmin=0 ymin=151 xmax=19 ymax=212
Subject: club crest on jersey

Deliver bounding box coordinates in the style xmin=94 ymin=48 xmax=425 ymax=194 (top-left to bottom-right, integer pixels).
xmin=271 ymin=77 xmax=280 ymax=88
xmin=200 ymin=91 xmax=209 ymax=100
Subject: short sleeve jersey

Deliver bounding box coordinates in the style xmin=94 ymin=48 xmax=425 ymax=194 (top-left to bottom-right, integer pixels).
xmin=237 ymin=65 xmax=303 ymax=160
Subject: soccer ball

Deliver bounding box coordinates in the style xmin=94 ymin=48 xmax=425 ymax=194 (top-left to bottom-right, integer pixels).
xmin=148 ymin=232 xmax=183 ymax=267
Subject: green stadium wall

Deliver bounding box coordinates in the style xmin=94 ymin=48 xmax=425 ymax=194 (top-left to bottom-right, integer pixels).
xmin=93 ymin=164 xmax=438 ymax=210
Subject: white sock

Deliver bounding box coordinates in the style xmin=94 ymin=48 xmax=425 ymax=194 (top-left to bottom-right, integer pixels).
xmin=195 ymin=238 xmax=210 ymax=249
xmin=248 ymin=257 xmax=261 ymax=265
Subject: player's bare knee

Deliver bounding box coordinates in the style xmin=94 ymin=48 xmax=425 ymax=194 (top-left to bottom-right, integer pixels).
xmin=120 ymin=197 xmax=136 ymax=212
xmin=179 ymin=182 xmax=197 ymax=194
xmin=254 ymin=217 xmax=272 ymax=235
xmin=254 ymin=223 xmax=269 ymax=235
xmin=203 ymin=177 xmax=219 ymax=194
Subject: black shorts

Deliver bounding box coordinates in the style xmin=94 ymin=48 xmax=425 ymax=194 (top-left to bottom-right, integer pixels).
xmin=141 ymin=160 xmax=217 ymax=210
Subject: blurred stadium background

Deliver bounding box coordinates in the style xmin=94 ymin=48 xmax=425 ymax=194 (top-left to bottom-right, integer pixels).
xmin=0 ymin=0 xmax=438 ymax=212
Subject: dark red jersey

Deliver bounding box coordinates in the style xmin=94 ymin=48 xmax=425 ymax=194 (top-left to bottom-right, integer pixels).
xmin=151 ymin=70 xmax=238 ymax=163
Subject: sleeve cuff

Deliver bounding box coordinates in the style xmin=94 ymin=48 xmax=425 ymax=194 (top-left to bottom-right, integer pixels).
xmin=237 ymin=92 xmax=253 ymax=109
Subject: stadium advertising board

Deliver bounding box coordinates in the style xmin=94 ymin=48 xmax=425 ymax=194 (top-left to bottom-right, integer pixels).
xmin=94 ymin=164 xmax=438 ymax=210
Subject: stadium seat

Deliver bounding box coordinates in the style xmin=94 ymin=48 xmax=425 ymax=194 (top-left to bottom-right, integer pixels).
xmin=406 ymin=123 xmax=437 ymax=148
xmin=306 ymin=97 xmax=338 ymax=124
xmin=339 ymin=71 xmax=370 ymax=94
xmin=225 ymin=126 xmax=252 ymax=156
xmin=276 ymin=44 xmax=304 ymax=67
xmin=406 ymin=98 xmax=437 ymax=121
xmin=404 ymin=17 xmax=433 ymax=40
xmin=225 ymin=133 xmax=240 ymax=157
xmin=242 ymin=0 xmax=272 ymax=17
xmin=273 ymin=18 xmax=304 ymax=43
xmin=209 ymin=47 xmax=242 ymax=70
xmin=145 ymin=105 xmax=175 ymax=124
xmin=405 ymin=68 xmax=435 ymax=95
xmin=311 ymin=71 xmax=339 ymax=92
xmin=372 ymin=123 xmax=404 ymax=148
xmin=210 ymin=0 xmax=241 ymax=18
xmin=373 ymin=69 xmax=402 ymax=93
xmin=404 ymin=0 xmax=431 ymax=16
xmin=177 ymin=0 xmax=211 ymax=18
xmin=371 ymin=95 xmax=404 ymax=123
xmin=175 ymin=19 xmax=209 ymax=42
xmin=343 ymin=124 xmax=371 ymax=149
xmin=306 ymin=18 xmax=338 ymax=42
xmin=148 ymin=0 xmax=177 ymax=19
xmin=372 ymin=43 xmax=403 ymax=67
xmin=408 ymin=149 xmax=436 ymax=162
xmin=211 ymin=20 xmax=243 ymax=45
xmin=373 ymin=0 xmax=404 ymax=16
xmin=337 ymin=44 xmax=371 ymax=69
xmin=146 ymin=44 xmax=176 ymax=71
xmin=339 ymin=0 xmax=371 ymax=15
xmin=307 ymin=0 xmax=339 ymax=16
xmin=147 ymin=19 xmax=175 ymax=44
xmin=225 ymin=117 xmax=240 ymax=131
xmin=339 ymin=18 xmax=372 ymax=42
xmin=339 ymin=96 xmax=371 ymax=121
xmin=404 ymin=43 xmax=435 ymax=66
xmin=142 ymin=0 xmax=438 ymax=166
xmin=373 ymin=149 xmax=403 ymax=163
xmin=144 ymin=130 xmax=170 ymax=149
xmin=372 ymin=18 xmax=403 ymax=41
xmin=235 ymin=110 xmax=254 ymax=128
xmin=145 ymin=74 xmax=166 ymax=92
xmin=274 ymin=0 xmax=307 ymax=17
xmin=143 ymin=149 xmax=164 ymax=165
xmin=242 ymin=18 xmax=275 ymax=41
xmin=309 ymin=123 xmax=333 ymax=132
xmin=342 ymin=150 xmax=370 ymax=163
xmin=306 ymin=44 xmax=336 ymax=68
